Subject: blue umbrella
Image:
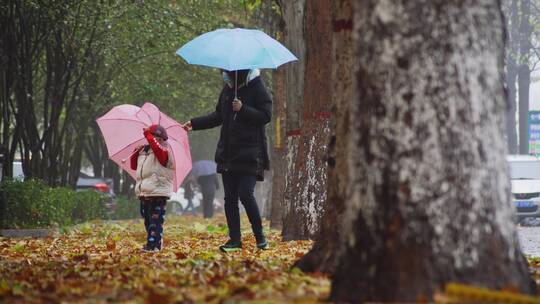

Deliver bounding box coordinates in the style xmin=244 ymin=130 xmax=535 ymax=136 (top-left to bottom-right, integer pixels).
xmin=190 ymin=160 xmax=217 ymax=177
xmin=176 ymin=28 xmax=298 ymax=71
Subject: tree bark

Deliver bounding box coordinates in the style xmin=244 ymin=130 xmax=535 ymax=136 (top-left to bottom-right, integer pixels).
xmin=331 ymin=1 xmax=535 ymax=302
xmin=281 ymin=0 xmax=333 ymax=241
xmin=268 ymin=150 xmax=285 ymax=228
xmin=269 ymin=67 xmax=286 ymax=229
xmin=506 ymin=63 xmax=518 ymax=154
xmin=505 ymin=0 xmax=519 ymax=154
xmin=518 ymin=0 xmax=531 ymax=154
xmin=294 ymin=0 xmax=353 ymax=273
xmin=277 ymin=0 xmax=307 ymax=237
xmin=260 ymin=169 xmax=273 ymax=218
xmin=518 ymin=64 xmax=530 ymax=154
xmin=121 ymin=171 xmax=134 ymax=198
xmin=0 ymin=1 xmax=18 ymax=179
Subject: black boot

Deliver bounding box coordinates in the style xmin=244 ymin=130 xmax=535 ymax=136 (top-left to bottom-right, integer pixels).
xmin=255 ymin=235 xmax=268 ymax=250
xmin=219 ymin=239 xmax=243 ymax=252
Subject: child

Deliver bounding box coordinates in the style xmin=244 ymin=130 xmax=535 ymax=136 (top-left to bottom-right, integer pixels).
xmin=130 ymin=124 xmax=173 ymax=252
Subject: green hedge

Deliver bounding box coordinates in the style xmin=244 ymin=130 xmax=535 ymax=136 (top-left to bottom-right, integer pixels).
xmin=111 ymin=196 xmax=139 ymax=220
xmin=0 ymin=179 xmax=106 ymax=229
xmin=0 ymin=179 xmax=164 ymax=228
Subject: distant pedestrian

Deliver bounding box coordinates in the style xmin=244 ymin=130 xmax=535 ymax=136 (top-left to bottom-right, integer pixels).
xmin=130 ymin=124 xmax=173 ymax=252
xmin=183 ymin=175 xmax=197 ymax=215
xmin=183 ymin=68 xmax=271 ymax=252
xmin=197 ymin=173 xmax=219 ymax=218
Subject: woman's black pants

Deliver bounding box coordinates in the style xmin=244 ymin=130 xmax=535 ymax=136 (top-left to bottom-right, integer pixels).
xmin=221 ymin=171 xmax=263 ymax=241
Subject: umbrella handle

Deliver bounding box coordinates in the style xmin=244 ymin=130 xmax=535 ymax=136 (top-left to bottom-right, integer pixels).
xmin=121 ymin=147 xmax=142 ymax=163
xmin=234 ymin=70 xmax=237 ymax=121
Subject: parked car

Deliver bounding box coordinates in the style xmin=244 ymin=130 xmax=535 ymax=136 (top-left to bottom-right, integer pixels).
xmin=76 ymin=172 xmax=117 ymax=213
xmin=508 ymin=155 xmax=540 ymax=222
xmin=11 ymin=161 xmax=24 ymax=180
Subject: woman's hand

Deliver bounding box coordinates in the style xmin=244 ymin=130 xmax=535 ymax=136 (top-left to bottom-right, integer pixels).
xmin=232 ymin=98 xmax=242 ymax=112
xmin=182 ymin=121 xmax=192 ymax=132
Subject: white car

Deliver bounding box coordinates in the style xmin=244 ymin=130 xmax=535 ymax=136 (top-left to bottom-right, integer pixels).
xmin=12 ymin=161 xmax=24 ymax=180
xmin=0 ymin=161 xmax=25 ymax=181
xmin=168 ymin=188 xmax=222 ymax=215
xmin=508 ymin=155 xmax=540 ymax=221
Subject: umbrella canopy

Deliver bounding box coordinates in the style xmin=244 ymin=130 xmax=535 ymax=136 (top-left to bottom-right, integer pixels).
xmin=191 ymin=160 xmax=217 ymax=177
xmin=96 ymin=102 xmax=192 ymax=192
xmin=176 ymin=28 xmax=297 ymax=71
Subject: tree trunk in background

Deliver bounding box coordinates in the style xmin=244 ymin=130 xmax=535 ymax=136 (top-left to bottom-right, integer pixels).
xmin=505 ymin=0 xmax=519 ymax=154
xmin=269 ymin=67 xmax=286 ymax=229
xmin=277 ymin=0 xmax=306 ymax=235
xmin=121 ymin=171 xmax=134 ymax=198
xmin=281 ymin=0 xmax=333 ymax=241
xmin=269 ymin=149 xmax=285 ymax=228
xmin=256 ymin=172 xmax=272 ymax=217
xmin=66 ymin=135 xmax=84 ymax=186
xmin=85 ymin=124 xmax=107 ymax=178
xmin=518 ymin=0 xmax=531 ymax=154
xmin=294 ymin=0 xmax=353 ymax=273
xmin=518 ymin=64 xmax=530 ymax=154
xmin=1 ymin=1 xmax=101 ymax=186
xmin=0 ymin=2 xmax=20 ymax=179
xmin=260 ymin=169 xmax=273 ymax=218
xmin=247 ymin=0 xmax=282 ymax=224
xmin=331 ymin=1 xmax=535 ymax=302
xmin=278 ymin=0 xmax=305 ymax=133
xmin=507 ymin=64 xmax=518 ymax=153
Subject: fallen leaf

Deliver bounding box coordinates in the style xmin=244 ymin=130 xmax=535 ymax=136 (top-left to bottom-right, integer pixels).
xmin=106 ymin=239 xmax=116 ymax=251
xmin=0 ymin=215 xmax=330 ymax=302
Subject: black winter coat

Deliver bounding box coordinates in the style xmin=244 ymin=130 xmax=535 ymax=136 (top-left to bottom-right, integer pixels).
xmin=190 ymin=76 xmax=272 ymax=181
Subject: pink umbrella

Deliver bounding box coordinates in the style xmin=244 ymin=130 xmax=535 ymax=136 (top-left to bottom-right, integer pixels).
xmin=96 ymin=102 xmax=192 ymax=192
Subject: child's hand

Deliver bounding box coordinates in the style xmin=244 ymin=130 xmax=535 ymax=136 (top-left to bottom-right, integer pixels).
xmin=143 ymin=127 xmax=153 ymax=138
xmin=133 ymin=145 xmax=143 ymax=152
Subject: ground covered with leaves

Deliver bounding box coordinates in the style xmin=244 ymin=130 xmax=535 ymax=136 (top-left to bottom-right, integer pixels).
xmin=0 ymin=215 xmax=329 ymax=303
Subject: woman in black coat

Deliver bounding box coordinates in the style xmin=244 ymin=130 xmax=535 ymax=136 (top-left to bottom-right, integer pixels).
xmin=183 ymin=69 xmax=271 ymax=252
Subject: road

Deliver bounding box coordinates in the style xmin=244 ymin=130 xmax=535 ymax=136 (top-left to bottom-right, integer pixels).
xmin=518 ymin=226 xmax=540 ymax=257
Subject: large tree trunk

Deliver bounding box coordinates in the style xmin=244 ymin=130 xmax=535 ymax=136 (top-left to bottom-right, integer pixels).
xmin=294 ymin=0 xmax=354 ymax=273
xmin=518 ymin=0 xmax=531 ymax=154
xmin=277 ymin=0 xmax=306 ymax=236
xmin=281 ymin=0 xmax=333 ymax=241
xmin=331 ymin=1 xmax=535 ymax=302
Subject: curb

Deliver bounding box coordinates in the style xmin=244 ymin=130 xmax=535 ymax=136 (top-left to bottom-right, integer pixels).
xmin=1 ymin=228 xmax=57 ymax=238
